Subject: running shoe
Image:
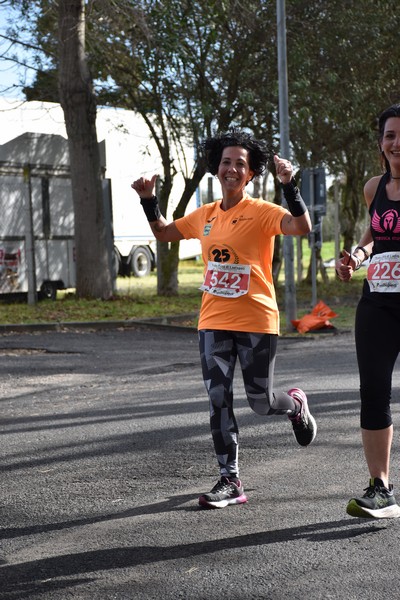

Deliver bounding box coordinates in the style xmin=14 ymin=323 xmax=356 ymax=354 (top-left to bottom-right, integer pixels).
xmin=198 ymin=477 xmax=248 ymax=509
xmin=287 ymin=387 xmax=317 ymax=446
xmin=346 ymin=477 xmax=400 ymax=519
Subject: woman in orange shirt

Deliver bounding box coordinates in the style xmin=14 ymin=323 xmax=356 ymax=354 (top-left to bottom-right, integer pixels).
xmin=132 ymin=130 xmax=317 ymax=508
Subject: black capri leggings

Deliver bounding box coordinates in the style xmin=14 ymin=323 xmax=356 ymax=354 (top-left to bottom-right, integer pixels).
xmin=355 ymin=296 xmax=400 ymax=430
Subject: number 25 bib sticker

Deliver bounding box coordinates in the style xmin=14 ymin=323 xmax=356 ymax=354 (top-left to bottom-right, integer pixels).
xmin=367 ymin=252 xmax=400 ymax=292
xmin=200 ymin=261 xmax=251 ymax=298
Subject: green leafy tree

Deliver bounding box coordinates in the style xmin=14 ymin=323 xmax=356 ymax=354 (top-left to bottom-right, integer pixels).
xmin=286 ymin=0 xmax=400 ymax=251
xmin=88 ymin=0 xmax=277 ymax=294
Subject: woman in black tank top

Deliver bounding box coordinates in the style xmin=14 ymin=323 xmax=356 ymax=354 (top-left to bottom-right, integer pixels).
xmin=336 ymin=104 xmax=400 ymax=519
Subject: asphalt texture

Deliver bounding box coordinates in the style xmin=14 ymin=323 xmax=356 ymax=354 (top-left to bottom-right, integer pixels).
xmin=1 ymin=322 xmax=400 ymax=600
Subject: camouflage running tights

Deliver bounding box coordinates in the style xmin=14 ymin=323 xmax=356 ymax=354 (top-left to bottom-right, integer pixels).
xmin=199 ymin=329 xmax=298 ymax=477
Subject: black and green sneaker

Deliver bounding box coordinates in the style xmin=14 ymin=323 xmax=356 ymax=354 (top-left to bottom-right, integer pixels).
xmin=346 ymin=477 xmax=400 ymax=519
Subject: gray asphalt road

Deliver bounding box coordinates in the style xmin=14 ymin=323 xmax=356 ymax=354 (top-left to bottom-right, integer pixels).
xmin=1 ymin=324 xmax=400 ymax=600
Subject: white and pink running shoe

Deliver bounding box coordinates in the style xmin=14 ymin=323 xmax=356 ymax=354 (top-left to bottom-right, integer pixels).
xmin=287 ymin=387 xmax=317 ymax=446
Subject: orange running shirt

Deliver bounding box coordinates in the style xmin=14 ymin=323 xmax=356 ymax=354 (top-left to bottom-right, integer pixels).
xmin=175 ymin=194 xmax=288 ymax=334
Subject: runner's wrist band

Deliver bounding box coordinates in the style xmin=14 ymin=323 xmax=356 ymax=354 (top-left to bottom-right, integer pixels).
xmin=281 ymin=179 xmax=307 ymax=217
xmin=354 ymin=246 xmax=370 ymax=261
xmin=140 ymin=195 xmax=162 ymax=222
xmin=351 ymin=254 xmax=362 ymax=270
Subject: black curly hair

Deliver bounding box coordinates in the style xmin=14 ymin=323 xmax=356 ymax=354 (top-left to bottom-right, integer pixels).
xmin=203 ymin=129 xmax=270 ymax=180
xmin=378 ymin=104 xmax=400 ymax=173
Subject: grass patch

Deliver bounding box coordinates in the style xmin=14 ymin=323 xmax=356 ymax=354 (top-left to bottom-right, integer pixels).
xmin=0 ymin=242 xmax=364 ymax=333
xmin=0 ymin=262 xmax=203 ymax=326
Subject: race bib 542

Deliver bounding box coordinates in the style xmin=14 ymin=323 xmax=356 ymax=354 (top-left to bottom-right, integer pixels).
xmin=200 ymin=261 xmax=251 ymax=298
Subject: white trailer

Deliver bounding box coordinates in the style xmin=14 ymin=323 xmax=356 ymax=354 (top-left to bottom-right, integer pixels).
xmin=0 ymin=132 xmax=76 ymax=300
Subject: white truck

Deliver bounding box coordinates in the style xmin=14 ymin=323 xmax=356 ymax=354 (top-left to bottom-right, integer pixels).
xmin=94 ymin=103 xmax=202 ymax=278
xmin=0 ymin=99 xmax=202 ymax=297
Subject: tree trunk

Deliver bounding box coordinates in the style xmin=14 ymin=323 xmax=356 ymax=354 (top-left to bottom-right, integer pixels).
xmin=305 ymin=247 xmax=330 ymax=284
xmin=157 ymin=241 xmax=179 ymax=296
xmin=157 ymin=159 xmax=206 ymax=296
xmin=58 ymin=0 xmax=113 ymax=299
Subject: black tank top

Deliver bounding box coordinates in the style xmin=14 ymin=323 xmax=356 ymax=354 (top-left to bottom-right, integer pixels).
xmin=369 ymin=171 xmax=400 ymax=254
xmin=362 ymin=171 xmax=400 ymax=302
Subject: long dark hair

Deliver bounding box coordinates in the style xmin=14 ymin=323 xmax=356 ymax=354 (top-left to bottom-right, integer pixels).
xmin=203 ymin=129 xmax=270 ymax=180
xmin=378 ymin=104 xmax=400 ymax=173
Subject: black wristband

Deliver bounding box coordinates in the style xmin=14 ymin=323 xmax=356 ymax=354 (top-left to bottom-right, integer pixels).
xmin=281 ymin=179 xmax=307 ymax=217
xmin=140 ymin=195 xmax=162 ymax=222
xmin=354 ymin=246 xmax=370 ymax=261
